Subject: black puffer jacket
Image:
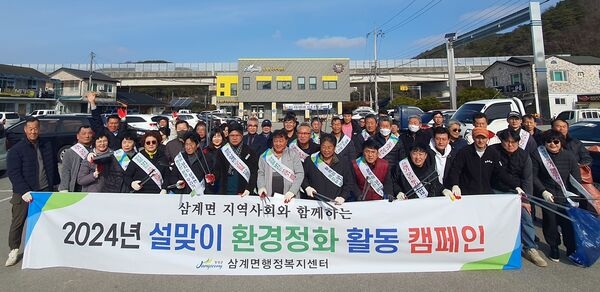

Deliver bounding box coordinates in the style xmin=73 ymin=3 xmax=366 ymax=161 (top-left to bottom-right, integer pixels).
xmin=124 ymin=149 xmax=169 ymax=193
xmin=531 ymin=148 xmax=581 ymax=205
xmin=8 ymin=138 xmax=59 ymax=196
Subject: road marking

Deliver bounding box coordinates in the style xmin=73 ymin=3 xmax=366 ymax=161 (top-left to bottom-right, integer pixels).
xmin=1 ymin=196 xmax=11 ymax=203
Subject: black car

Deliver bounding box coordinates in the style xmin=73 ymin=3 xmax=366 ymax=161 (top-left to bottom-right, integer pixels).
xmin=6 ymin=115 xmax=93 ymax=162
xmin=568 ymin=119 xmax=600 ymax=184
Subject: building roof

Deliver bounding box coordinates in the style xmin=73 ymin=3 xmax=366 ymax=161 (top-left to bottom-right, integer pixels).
xmin=482 ymin=55 xmax=600 ymax=75
xmin=50 ymin=67 xmax=118 ymax=82
xmin=0 ymin=64 xmax=50 ymax=81
xmin=170 ymin=97 xmax=193 ymax=107
xmin=554 ymin=55 xmax=600 ymax=65
xmin=117 ymin=92 xmax=167 ymax=106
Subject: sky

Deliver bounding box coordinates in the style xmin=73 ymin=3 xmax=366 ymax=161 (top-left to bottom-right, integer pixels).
xmin=1 ymin=0 xmax=561 ymax=65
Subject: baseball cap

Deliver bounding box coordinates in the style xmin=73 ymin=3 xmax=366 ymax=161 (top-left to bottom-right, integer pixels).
xmin=472 ymin=127 xmax=489 ymax=138
xmin=507 ymin=111 xmax=521 ymax=119
xmin=261 ymin=119 xmax=272 ymax=127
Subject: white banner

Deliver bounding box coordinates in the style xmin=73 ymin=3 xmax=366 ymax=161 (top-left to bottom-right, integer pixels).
xmin=23 ymin=193 xmax=521 ymax=275
xmin=282 ymin=103 xmax=332 ymax=111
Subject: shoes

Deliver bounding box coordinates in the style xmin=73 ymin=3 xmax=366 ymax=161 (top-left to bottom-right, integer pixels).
xmin=4 ymin=249 xmax=19 ymax=267
xmin=525 ymin=248 xmax=548 ymax=267
xmin=549 ymin=246 xmax=560 ymax=262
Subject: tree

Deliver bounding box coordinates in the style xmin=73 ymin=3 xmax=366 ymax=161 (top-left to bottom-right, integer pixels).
xmin=457 ymin=87 xmax=501 ymax=106
xmin=387 ymin=96 xmax=417 ymax=109
xmin=415 ymin=97 xmax=443 ymax=111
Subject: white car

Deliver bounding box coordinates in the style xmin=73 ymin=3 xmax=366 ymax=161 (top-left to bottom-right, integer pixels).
xmin=176 ymin=114 xmax=204 ymax=129
xmin=352 ymin=107 xmax=376 ymax=120
xmin=0 ymin=112 xmax=21 ymax=128
xmin=125 ymin=114 xmax=159 ymax=131
xmin=29 ymin=109 xmax=56 ymax=117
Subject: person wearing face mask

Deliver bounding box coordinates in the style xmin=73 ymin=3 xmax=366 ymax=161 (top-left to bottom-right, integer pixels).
xmin=351 ymin=138 xmax=393 ymax=201
xmin=373 ymin=116 xmax=405 ymax=172
xmin=165 ymin=120 xmax=190 ymax=164
xmin=400 ymin=115 xmax=432 ymax=156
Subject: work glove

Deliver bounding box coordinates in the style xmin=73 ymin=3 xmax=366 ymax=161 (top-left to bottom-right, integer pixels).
xmin=396 ymin=192 xmax=407 ymax=200
xmin=239 ymin=189 xmax=250 ymax=197
xmin=284 ymin=191 xmax=295 ymax=203
xmin=452 ymin=185 xmax=462 ymax=199
xmin=21 ymin=191 xmax=33 ymax=203
xmin=159 ymin=189 xmax=167 ymax=195
xmin=442 ymin=189 xmax=455 ymax=201
xmin=542 ymin=190 xmax=554 ymax=203
xmin=87 ymin=152 xmax=96 ymax=164
xmin=305 ymin=186 xmax=316 ymax=198
xmin=515 ymin=187 xmax=525 ymax=195
xmin=176 ymin=180 xmax=186 ymax=189
xmin=131 ymin=180 xmax=142 ymax=191
xmin=334 ymin=197 xmax=345 ymax=205
xmin=257 ymin=187 xmax=267 ymax=197
xmin=59 ymin=190 xmax=69 ymax=193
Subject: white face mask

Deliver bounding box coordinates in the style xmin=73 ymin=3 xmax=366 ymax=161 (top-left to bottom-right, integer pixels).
xmin=379 ymin=128 xmax=391 ymax=136
xmin=408 ymin=124 xmax=420 ymax=133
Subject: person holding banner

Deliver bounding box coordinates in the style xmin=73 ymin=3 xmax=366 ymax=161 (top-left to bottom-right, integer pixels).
xmin=352 ymin=114 xmax=378 ymax=156
xmin=257 ymin=130 xmax=304 ymax=201
xmin=125 ymin=131 xmax=169 ymax=194
xmin=531 ymin=129 xmax=583 ymax=262
xmin=6 ymin=117 xmax=59 ymax=266
xmin=203 ymin=128 xmax=226 ymax=194
xmin=330 ymin=116 xmax=356 ymax=161
xmin=310 ymin=117 xmax=324 ymax=145
xmin=214 ymin=123 xmax=259 ymax=196
xmin=77 ymin=134 xmax=114 ymax=192
xmin=58 ymin=125 xmax=94 ymax=192
xmin=393 ymin=143 xmax=445 ymax=200
xmin=302 ymin=134 xmax=359 ymax=204
xmin=351 ymin=138 xmax=393 ymax=201
xmin=169 ymin=132 xmax=212 ymax=195
xmin=373 ymin=116 xmax=405 ymax=172
xmin=289 ymin=123 xmax=319 ymax=163
xmin=107 ymin=132 xmax=138 ymax=192
xmin=428 ymin=127 xmax=455 ymax=185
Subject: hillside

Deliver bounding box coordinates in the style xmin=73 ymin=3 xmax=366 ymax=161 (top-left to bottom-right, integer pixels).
xmin=416 ymin=0 xmax=600 ymax=58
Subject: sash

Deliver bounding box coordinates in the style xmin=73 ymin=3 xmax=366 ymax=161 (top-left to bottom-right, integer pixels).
xmin=335 ymin=134 xmax=351 ymax=154
xmin=356 ymin=157 xmax=385 ymax=197
xmin=70 ymin=143 xmax=89 ymax=160
xmin=221 ymin=143 xmax=250 ymax=183
xmin=519 ymin=129 xmax=530 ymax=150
xmin=378 ymin=135 xmax=399 ymax=158
xmin=361 ymin=130 xmax=370 ymax=141
xmin=310 ymin=152 xmax=343 ymax=187
xmin=289 ymin=139 xmax=310 ymax=162
xmin=262 ymin=149 xmax=296 ymax=183
xmin=537 ymin=146 xmax=579 ymax=207
xmin=132 ymin=153 xmax=163 ymax=189
xmin=113 ymin=149 xmax=131 ymax=171
xmin=174 ymin=152 xmax=205 ymax=196
xmin=311 ymin=132 xmax=320 ymax=144
xmin=398 ymin=158 xmax=428 ymax=199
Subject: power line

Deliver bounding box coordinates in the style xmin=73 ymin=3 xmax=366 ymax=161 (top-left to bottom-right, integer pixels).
xmin=384 ymin=0 xmax=443 ymax=35
xmin=376 ymin=0 xmax=417 ymax=31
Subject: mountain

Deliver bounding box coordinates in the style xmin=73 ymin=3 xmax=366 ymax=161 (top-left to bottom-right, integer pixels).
xmin=416 ymin=0 xmax=600 ymax=58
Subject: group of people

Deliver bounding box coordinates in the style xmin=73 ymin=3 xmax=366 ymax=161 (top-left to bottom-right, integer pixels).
xmin=5 ymin=94 xmax=594 ymax=269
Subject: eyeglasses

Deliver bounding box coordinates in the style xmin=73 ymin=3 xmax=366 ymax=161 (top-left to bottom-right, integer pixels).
xmin=545 ymin=140 xmax=560 ymax=145
xmin=145 ymin=140 xmax=157 ymax=145
xmin=451 ymin=128 xmax=460 ymax=132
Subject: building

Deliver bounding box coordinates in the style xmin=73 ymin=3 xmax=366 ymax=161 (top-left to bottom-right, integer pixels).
xmin=482 ymin=55 xmax=600 ymax=117
xmin=217 ymin=58 xmax=351 ymax=122
xmin=0 ymin=64 xmax=56 ymax=115
xmin=49 ymin=68 xmax=119 ymax=113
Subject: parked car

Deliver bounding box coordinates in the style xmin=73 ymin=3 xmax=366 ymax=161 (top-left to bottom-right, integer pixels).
xmin=451 ymin=97 xmax=525 ymax=137
xmin=0 ymin=112 xmax=21 ymax=128
xmin=568 ymin=119 xmax=600 ymax=185
xmin=29 ymin=109 xmax=56 ymax=117
xmin=6 ymin=115 xmax=92 ymax=162
xmin=556 ymin=109 xmax=600 ymax=125
xmin=175 ymin=114 xmax=204 ymax=129
xmin=392 ymin=105 xmax=424 ymax=131
xmin=125 ymin=114 xmax=159 ymax=132
xmin=352 ymin=107 xmax=377 ymax=120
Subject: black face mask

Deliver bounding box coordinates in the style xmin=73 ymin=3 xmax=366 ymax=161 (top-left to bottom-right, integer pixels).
xmin=177 ymin=130 xmax=188 ymax=140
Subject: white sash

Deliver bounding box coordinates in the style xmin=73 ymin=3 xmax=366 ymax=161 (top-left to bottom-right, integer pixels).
xmin=378 ymin=135 xmax=399 ymax=158
xmin=262 ymin=149 xmax=296 ymax=183
xmin=519 ymin=129 xmax=530 ymax=150
xmin=356 ymin=157 xmax=385 ymax=198
xmin=113 ymin=149 xmax=131 ymax=171
xmin=537 ymin=146 xmax=579 ymax=207
xmin=398 ymin=158 xmax=428 ymax=198
xmin=174 ymin=152 xmax=205 ymax=196
xmin=310 ymin=152 xmax=343 ymax=187
xmin=70 ymin=143 xmax=89 ymax=160
xmin=221 ymin=143 xmax=250 ymax=183
xmin=335 ymin=134 xmax=351 ymax=154
xmin=132 ymin=153 xmax=163 ymax=189
xmin=311 ymin=132 xmax=320 ymax=144
xmin=289 ymin=139 xmax=310 ymax=162
xmin=361 ymin=130 xmax=370 ymax=141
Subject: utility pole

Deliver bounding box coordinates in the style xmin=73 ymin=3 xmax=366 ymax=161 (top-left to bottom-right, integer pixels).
xmin=530 ymin=2 xmax=550 ymax=119
xmin=445 ymin=33 xmax=457 ymax=110
xmin=88 ymin=51 xmax=95 ymax=91
xmin=368 ymin=29 xmax=383 ymax=112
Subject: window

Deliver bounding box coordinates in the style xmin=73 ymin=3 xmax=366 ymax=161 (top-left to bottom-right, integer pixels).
xmin=257 ymin=81 xmax=271 ymax=90
xmin=309 ymin=77 xmax=317 ymax=90
xmin=242 ymin=77 xmax=250 ymax=90
xmin=220 ymin=91 xmax=225 ymax=96
xmin=220 ymin=83 xmax=225 ymax=88
xmin=27 ymin=80 xmax=37 ymax=89
xmin=297 ymin=77 xmax=305 ymax=90
xmin=577 ymin=72 xmax=584 ymax=77
xmin=106 ymin=85 xmax=113 ymax=93
xmin=510 ymin=73 xmax=522 ymax=85
xmin=555 ymin=98 xmax=566 ymax=105
xmin=92 ymin=83 xmax=97 ymax=91
xmin=230 ymin=84 xmax=237 ymax=96
xmin=491 ymin=77 xmax=498 ymax=87
xmin=277 ymin=81 xmax=291 ymax=90
xmin=551 ymin=70 xmax=567 ymax=81
xmin=323 ymin=81 xmax=337 ymax=90
xmin=485 ymin=103 xmax=512 ymax=122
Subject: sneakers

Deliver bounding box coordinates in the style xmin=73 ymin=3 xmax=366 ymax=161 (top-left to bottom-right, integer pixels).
xmin=5 ymin=249 xmax=19 ymax=267
xmin=549 ymin=246 xmax=560 ymax=262
xmin=525 ymin=248 xmax=548 ymax=267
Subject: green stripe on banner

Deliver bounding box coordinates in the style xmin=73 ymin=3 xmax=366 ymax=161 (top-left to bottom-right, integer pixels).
xmin=42 ymin=192 xmax=88 ymax=212
xmin=460 ymin=252 xmax=512 ymax=270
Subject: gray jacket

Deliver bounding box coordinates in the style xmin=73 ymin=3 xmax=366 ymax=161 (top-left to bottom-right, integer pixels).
xmin=257 ymin=147 xmax=304 ymax=197
xmin=58 ymin=145 xmax=90 ymax=191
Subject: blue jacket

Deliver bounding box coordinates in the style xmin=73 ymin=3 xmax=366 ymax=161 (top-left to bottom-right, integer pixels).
xmin=8 ymin=138 xmax=59 ymax=195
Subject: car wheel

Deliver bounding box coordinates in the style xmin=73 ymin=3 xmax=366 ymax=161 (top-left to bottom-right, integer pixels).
xmin=58 ymin=145 xmax=71 ymax=163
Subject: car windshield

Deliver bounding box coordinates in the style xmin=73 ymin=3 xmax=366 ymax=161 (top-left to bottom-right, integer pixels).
xmin=452 ymin=104 xmax=484 ymax=123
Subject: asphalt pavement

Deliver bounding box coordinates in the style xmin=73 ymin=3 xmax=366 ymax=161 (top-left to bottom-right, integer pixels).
xmin=1 ymin=169 xmax=600 ymax=292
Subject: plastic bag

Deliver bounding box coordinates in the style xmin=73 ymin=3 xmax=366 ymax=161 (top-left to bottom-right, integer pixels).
xmin=568 ymin=207 xmax=600 ymax=267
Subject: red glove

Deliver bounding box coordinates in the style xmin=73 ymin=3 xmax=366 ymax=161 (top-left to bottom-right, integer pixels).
xmin=205 ymin=173 xmax=215 ymax=184
xmin=117 ymin=108 xmax=127 ymax=119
